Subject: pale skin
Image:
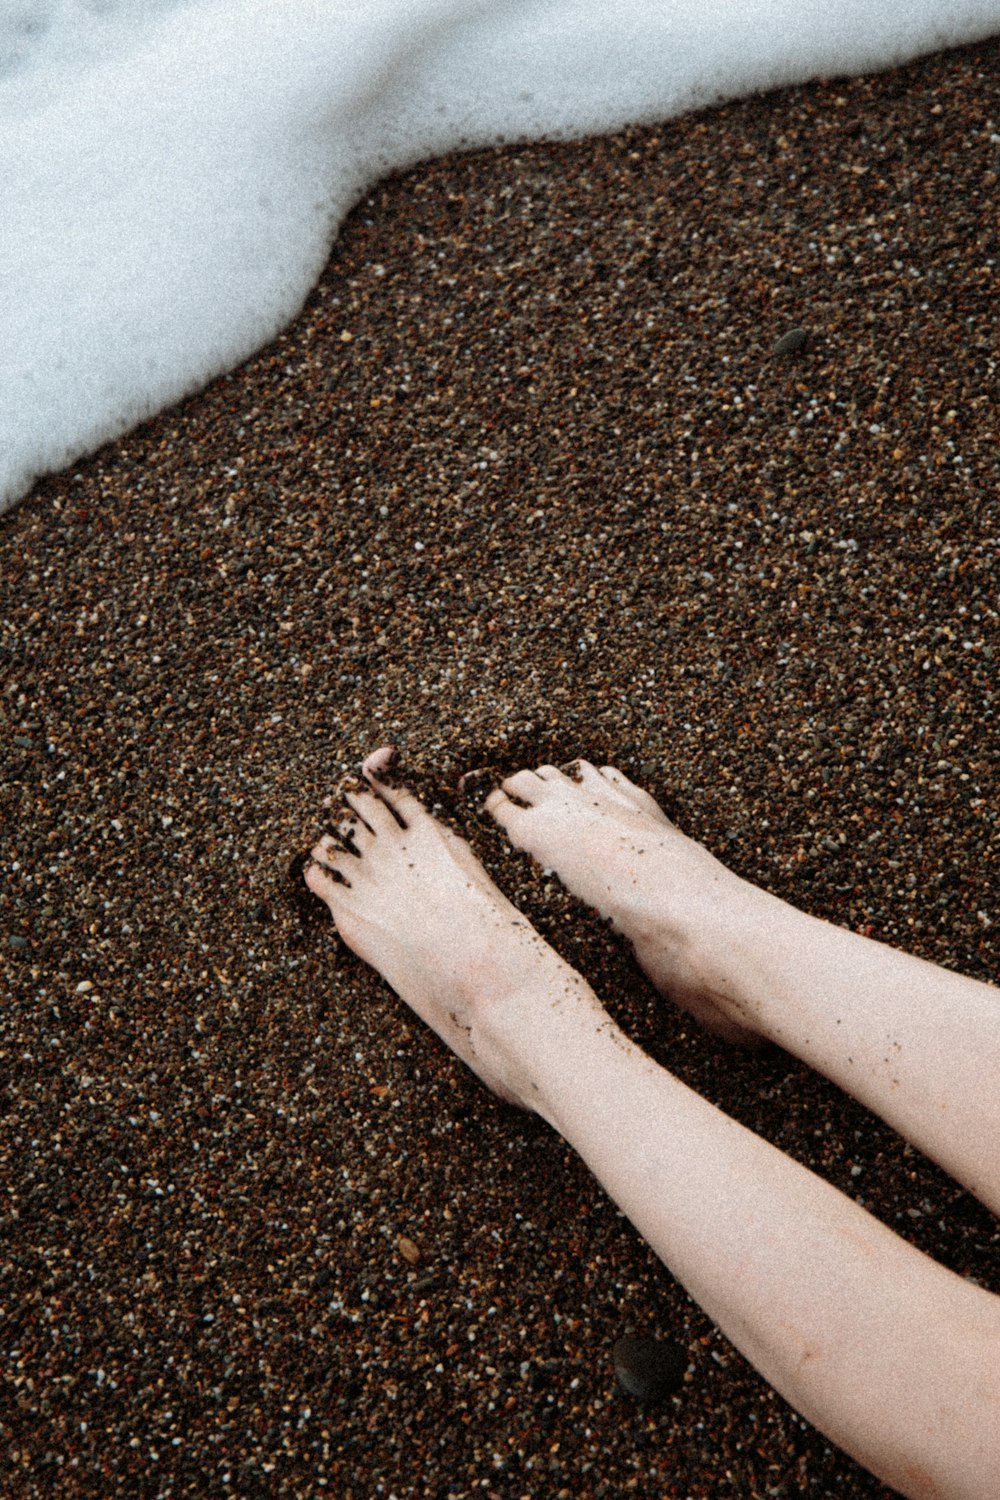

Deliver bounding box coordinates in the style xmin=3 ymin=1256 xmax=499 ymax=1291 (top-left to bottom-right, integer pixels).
xmin=305 ymin=748 xmax=1000 ymax=1500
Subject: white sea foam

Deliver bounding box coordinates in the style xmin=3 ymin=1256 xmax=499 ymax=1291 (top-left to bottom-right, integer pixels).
xmin=2 ymin=0 xmax=997 ymax=513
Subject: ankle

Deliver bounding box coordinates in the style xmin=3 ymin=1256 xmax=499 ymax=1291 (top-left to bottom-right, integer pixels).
xmin=480 ymin=967 xmax=612 ymax=1115
xmin=632 ymin=857 xmax=781 ymax=1043
xmin=694 ymin=880 xmax=804 ymax=1041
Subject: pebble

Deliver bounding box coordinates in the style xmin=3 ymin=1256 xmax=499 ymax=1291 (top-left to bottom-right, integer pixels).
xmin=772 ymin=326 xmax=809 ymax=356
xmin=7 ymin=933 xmax=28 ymax=950
xmin=397 ymin=1234 xmax=422 ymax=1266
xmin=612 ymin=1335 xmax=687 ymax=1402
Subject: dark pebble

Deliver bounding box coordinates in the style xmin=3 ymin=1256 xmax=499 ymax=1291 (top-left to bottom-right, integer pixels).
xmin=772 ymin=326 xmax=809 ymax=356
xmin=7 ymin=934 xmax=28 ymax=950
xmin=612 ymin=1335 xmax=687 ymax=1402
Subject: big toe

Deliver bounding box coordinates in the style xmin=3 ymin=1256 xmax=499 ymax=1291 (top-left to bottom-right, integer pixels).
xmin=599 ymin=765 xmax=673 ymax=823
xmin=362 ymin=745 xmax=397 ymax=781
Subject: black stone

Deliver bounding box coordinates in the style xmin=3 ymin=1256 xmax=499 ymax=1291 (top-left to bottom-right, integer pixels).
xmin=772 ymin=326 xmax=809 ymax=357
xmin=612 ymin=1335 xmax=686 ymax=1402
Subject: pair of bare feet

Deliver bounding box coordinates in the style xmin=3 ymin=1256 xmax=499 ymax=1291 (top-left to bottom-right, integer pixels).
xmin=305 ymin=749 xmax=1000 ymax=1498
xmin=305 ymin=747 xmax=758 ymax=1108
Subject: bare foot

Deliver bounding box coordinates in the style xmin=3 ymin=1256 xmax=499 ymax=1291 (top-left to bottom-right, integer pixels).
xmin=484 ymin=761 xmax=762 ymax=1044
xmin=304 ymin=749 xmax=600 ymax=1107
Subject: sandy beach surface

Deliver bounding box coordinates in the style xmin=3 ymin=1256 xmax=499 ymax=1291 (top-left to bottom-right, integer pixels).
xmin=2 ymin=37 xmax=998 ymax=1499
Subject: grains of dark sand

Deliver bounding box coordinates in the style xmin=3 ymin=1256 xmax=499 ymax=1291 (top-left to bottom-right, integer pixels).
xmin=2 ymin=39 xmax=998 ymax=1500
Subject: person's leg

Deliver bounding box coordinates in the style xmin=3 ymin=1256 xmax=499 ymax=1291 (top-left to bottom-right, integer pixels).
xmin=485 ymin=761 xmax=1000 ymax=1217
xmin=305 ymin=756 xmax=1000 ymax=1500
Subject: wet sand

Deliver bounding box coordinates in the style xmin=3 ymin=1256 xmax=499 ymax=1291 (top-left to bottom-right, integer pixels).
xmin=2 ymin=37 xmax=998 ymax=1499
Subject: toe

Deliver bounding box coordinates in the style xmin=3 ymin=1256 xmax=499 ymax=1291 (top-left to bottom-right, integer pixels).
xmin=499 ymin=768 xmax=546 ymax=803
xmin=535 ymin=763 xmax=568 ymax=781
xmin=310 ymin=834 xmax=351 ymax=869
xmin=333 ymin=815 xmax=370 ymax=852
xmin=362 ymin=745 xmax=397 ymax=781
xmin=313 ymin=832 xmax=342 ymax=862
xmin=305 ymin=851 xmax=352 ymax=898
xmin=574 ymin=759 xmax=605 ymax=784
xmin=344 ymin=788 xmax=401 ymax=836
xmin=362 ymin=771 xmax=426 ymax=826
xmin=557 ymin=759 xmax=585 ymax=780
xmin=483 ymin=787 xmax=522 ymax=826
xmin=600 ymin=765 xmax=674 ymax=822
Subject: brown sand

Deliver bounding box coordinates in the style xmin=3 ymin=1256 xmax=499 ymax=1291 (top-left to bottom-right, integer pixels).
xmin=2 ymin=36 xmax=998 ymax=1500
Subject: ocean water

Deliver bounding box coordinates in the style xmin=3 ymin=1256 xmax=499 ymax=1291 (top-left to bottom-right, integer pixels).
xmin=2 ymin=0 xmax=998 ymax=514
